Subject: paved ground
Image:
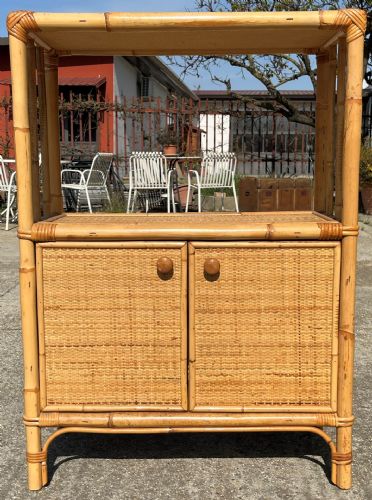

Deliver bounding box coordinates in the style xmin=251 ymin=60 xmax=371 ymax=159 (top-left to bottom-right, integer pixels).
xmin=0 ymin=222 xmax=371 ymax=500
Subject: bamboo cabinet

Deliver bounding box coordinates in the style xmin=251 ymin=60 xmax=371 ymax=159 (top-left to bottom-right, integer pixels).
xmin=7 ymin=9 xmax=366 ymax=491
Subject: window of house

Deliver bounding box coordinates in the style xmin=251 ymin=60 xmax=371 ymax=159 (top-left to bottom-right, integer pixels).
xmin=137 ymin=75 xmax=151 ymax=98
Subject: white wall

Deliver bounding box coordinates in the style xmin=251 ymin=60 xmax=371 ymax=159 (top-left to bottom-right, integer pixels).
xmin=152 ymin=78 xmax=168 ymax=101
xmin=200 ymin=113 xmax=231 ymax=153
xmin=113 ymin=56 xmax=138 ymax=159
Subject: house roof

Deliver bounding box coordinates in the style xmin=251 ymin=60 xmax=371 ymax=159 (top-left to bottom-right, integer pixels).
xmin=6 ymin=10 xmax=367 ymax=56
xmin=195 ymin=90 xmax=315 ymax=100
xmin=0 ymin=76 xmax=106 ymax=87
xmin=58 ymin=76 xmax=106 ymax=87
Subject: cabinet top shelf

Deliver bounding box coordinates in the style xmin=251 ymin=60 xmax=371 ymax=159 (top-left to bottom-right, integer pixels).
xmin=24 ymin=211 xmax=348 ymax=242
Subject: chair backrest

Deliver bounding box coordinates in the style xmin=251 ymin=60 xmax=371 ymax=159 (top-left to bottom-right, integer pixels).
xmin=86 ymin=153 xmax=114 ymax=186
xmin=200 ymin=152 xmax=237 ymax=187
xmin=129 ymin=152 xmax=168 ymax=189
xmin=0 ymin=155 xmax=13 ymax=190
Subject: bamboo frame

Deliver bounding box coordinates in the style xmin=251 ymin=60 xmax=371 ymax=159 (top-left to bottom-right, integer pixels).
xmin=8 ymin=33 xmax=42 ymax=491
xmin=334 ymin=38 xmax=346 ymax=221
xmin=336 ymin=29 xmax=365 ymax=490
xmin=314 ymin=46 xmax=336 ymax=216
xmin=28 ymin=425 xmax=338 ymax=488
xmin=26 ymin=41 xmax=41 ymax=221
xmin=44 ymin=51 xmax=63 ymax=215
xmin=28 ymin=211 xmax=344 ymax=242
xmin=36 ymin=47 xmax=51 ymax=217
xmin=6 ymin=7 xmax=366 ymax=492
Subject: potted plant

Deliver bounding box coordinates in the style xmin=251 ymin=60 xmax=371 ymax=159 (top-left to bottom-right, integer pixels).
xmin=360 ymin=141 xmax=372 ymax=215
xmin=157 ymin=127 xmax=179 ymax=156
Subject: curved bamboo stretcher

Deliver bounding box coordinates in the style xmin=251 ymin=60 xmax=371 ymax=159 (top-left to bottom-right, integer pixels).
xmin=7 ymin=8 xmax=366 ymax=491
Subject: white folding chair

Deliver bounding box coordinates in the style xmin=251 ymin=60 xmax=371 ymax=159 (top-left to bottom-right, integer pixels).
xmin=127 ymin=152 xmax=175 ymax=213
xmin=61 ymin=152 xmax=113 ymax=212
xmin=185 ymin=152 xmax=239 ymax=212
xmin=0 ymin=155 xmax=17 ymax=230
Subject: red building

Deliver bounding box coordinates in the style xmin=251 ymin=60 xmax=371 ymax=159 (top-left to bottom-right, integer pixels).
xmin=0 ymin=37 xmax=196 ymax=160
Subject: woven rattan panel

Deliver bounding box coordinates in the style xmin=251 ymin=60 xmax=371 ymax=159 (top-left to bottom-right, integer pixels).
xmin=38 ymin=245 xmax=186 ymax=409
xmin=190 ymin=244 xmax=339 ymax=410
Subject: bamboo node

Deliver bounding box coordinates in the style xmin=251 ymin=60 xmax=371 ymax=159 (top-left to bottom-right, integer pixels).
xmin=266 ymin=224 xmax=274 ymax=240
xmin=104 ymin=12 xmax=112 ymax=32
xmin=7 ymin=11 xmax=39 ymax=43
xmin=339 ymin=329 xmax=354 ymax=339
xmin=342 ymin=225 xmax=359 ymax=236
xmin=26 ymin=451 xmax=47 ymax=464
xmin=332 ymin=451 xmax=352 ymax=465
xmin=318 ymin=223 xmax=343 ymax=240
xmin=17 ymin=230 xmax=32 ymax=241
xmin=334 ymin=9 xmax=367 ymax=43
xmin=23 ymin=416 xmax=40 ymax=426
xmin=336 ymin=416 xmax=355 ymax=427
xmin=108 ymin=413 xmax=114 ymax=428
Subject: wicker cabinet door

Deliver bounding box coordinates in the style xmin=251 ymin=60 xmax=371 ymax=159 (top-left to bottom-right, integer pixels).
xmin=37 ymin=242 xmax=187 ymax=411
xmin=189 ymin=242 xmax=340 ymax=412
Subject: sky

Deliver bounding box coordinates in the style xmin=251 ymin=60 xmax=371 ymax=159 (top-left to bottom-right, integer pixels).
xmin=0 ymin=0 xmax=313 ymax=91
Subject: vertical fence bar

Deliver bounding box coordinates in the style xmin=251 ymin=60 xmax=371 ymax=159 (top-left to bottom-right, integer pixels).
xmin=69 ymin=89 xmax=74 ymax=148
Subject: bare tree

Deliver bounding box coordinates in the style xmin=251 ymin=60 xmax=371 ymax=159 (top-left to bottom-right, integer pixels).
xmin=169 ymin=0 xmax=371 ymax=127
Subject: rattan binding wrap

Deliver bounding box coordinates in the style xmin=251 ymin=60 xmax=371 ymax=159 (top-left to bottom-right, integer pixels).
xmin=38 ymin=245 xmax=187 ymax=410
xmin=190 ymin=243 xmax=340 ymax=410
xmin=7 ymin=11 xmax=39 ymax=43
xmin=333 ymin=9 xmax=367 ymax=43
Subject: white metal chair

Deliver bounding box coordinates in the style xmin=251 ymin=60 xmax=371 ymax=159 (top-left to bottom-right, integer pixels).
xmin=185 ymin=152 xmax=239 ymax=212
xmin=0 ymin=155 xmax=17 ymax=230
xmin=127 ymin=152 xmax=175 ymax=213
xmin=61 ymin=152 xmax=113 ymax=212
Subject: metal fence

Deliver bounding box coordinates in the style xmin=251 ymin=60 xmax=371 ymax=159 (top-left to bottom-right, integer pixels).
xmin=0 ymin=95 xmax=319 ymax=177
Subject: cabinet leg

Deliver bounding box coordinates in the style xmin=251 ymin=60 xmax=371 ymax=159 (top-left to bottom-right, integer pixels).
xmin=25 ymin=426 xmax=45 ymax=490
xmin=333 ymin=427 xmax=352 ymax=490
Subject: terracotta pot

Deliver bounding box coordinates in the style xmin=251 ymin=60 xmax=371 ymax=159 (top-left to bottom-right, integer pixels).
xmin=361 ymin=184 xmax=372 ymax=215
xmin=173 ymin=185 xmax=189 ymax=209
xmin=163 ymin=145 xmax=177 ymax=156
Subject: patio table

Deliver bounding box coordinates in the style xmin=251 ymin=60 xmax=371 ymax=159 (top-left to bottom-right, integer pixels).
xmin=165 ymin=155 xmax=202 ymax=211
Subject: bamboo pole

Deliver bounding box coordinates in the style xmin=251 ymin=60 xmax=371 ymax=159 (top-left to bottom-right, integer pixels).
xmin=32 ymin=10 xmax=339 ymax=31
xmin=38 ymin=411 xmax=337 ymax=428
xmin=326 ymin=45 xmax=337 ymax=216
xmin=334 ymin=38 xmax=346 ymax=221
xmin=314 ymin=47 xmax=336 ymax=216
xmin=44 ymin=51 xmax=63 ymax=215
xmin=36 ymin=47 xmax=51 ymax=217
xmin=8 ymin=34 xmax=42 ymax=491
xmin=27 ymin=42 xmax=41 ymax=222
xmin=314 ymin=51 xmax=328 ymax=214
xmin=337 ymin=30 xmax=364 ymax=491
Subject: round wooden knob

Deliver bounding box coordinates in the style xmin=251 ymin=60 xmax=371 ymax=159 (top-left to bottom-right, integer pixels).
xmin=204 ymin=258 xmax=220 ymax=276
xmin=157 ymin=257 xmax=173 ymax=275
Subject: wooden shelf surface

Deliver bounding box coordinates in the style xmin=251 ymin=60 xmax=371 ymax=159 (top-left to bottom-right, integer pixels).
xmin=25 ymin=211 xmax=345 ymax=242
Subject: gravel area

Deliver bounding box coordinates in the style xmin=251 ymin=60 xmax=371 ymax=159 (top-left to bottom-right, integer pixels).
xmin=0 ymin=221 xmax=371 ymax=500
